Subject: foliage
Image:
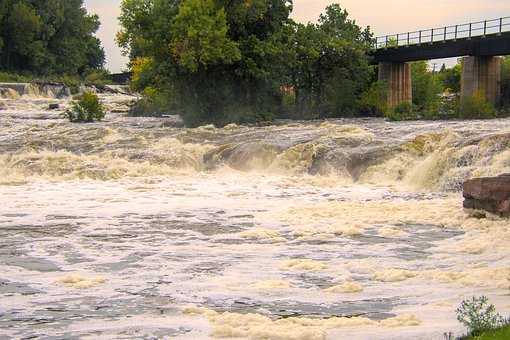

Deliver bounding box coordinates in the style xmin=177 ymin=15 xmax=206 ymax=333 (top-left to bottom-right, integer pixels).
xmin=358 ymin=81 xmax=388 ymax=116
xmin=459 ymin=91 xmax=496 ymax=119
xmin=118 ymin=1 xmax=373 ymax=126
xmin=456 ymin=296 xmax=505 ymax=337
xmin=130 ymin=57 xmax=156 ymax=92
xmin=411 ymin=61 xmax=442 ymax=112
xmin=385 ymin=101 xmax=413 ymax=121
xmin=286 ymin=5 xmax=373 ymax=118
xmin=128 ymin=87 xmax=174 ymax=117
xmin=65 ymin=91 xmax=105 ymax=122
xmin=0 ymin=0 xmax=105 ymax=76
xmin=501 ymin=56 xmax=510 ymax=109
xmin=170 ymin=0 xmax=241 ymax=72
xmin=438 ymin=62 xmax=461 ymax=93
xmin=84 ymin=70 xmax=111 ymax=87
xmin=0 ymin=71 xmax=109 ymax=94
xmin=0 ymin=71 xmax=33 ymax=83
xmin=470 ymin=325 xmax=510 ymax=340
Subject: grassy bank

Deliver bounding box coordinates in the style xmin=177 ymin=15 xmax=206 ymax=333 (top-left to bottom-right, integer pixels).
xmin=464 ymin=325 xmax=510 ymax=340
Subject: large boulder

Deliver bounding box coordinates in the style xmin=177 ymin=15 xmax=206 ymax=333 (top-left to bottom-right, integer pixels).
xmin=463 ymin=174 xmax=510 ymax=217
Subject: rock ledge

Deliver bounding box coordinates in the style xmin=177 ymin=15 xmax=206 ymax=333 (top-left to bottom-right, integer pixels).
xmin=463 ymin=174 xmax=510 ymax=217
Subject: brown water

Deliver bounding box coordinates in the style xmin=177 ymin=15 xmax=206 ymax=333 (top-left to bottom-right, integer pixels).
xmin=1 ymin=89 xmax=510 ymax=339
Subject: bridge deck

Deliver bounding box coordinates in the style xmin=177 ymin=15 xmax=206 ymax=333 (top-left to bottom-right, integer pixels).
xmin=373 ymin=31 xmax=510 ymax=63
xmin=373 ymin=17 xmax=510 ymax=63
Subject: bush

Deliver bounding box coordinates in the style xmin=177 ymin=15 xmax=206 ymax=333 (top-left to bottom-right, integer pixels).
xmin=459 ymin=91 xmax=496 ymax=119
xmin=128 ymin=87 xmax=173 ymax=117
xmin=0 ymin=71 xmax=33 ymax=83
xmin=385 ymin=102 xmax=414 ymax=121
xmin=358 ymin=81 xmax=388 ymax=116
xmin=457 ymin=296 xmax=505 ymax=337
xmin=501 ymin=56 xmax=510 ymax=108
xmin=84 ymin=70 xmax=110 ymax=87
xmin=65 ymin=92 xmax=105 ymax=122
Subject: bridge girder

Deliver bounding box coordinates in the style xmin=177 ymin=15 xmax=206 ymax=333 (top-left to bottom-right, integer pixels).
xmin=372 ymin=31 xmax=510 ymax=63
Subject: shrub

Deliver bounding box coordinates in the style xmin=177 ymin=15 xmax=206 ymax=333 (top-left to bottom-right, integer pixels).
xmin=358 ymin=81 xmax=388 ymax=116
xmin=128 ymin=87 xmax=172 ymax=117
xmin=84 ymin=70 xmax=110 ymax=87
xmin=456 ymin=296 xmax=505 ymax=337
xmin=0 ymin=71 xmax=33 ymax=83
xmin=65 ymin=91 xmax=105 ymax=122
xmin=459 ymin=91 xmax=496 ymax=119
xmin=385 ymin=101 xmax=414 ymax=121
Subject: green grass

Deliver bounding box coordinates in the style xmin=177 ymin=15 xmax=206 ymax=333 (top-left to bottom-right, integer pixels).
xmin=472 ymin=325 xmax=510 ymax=340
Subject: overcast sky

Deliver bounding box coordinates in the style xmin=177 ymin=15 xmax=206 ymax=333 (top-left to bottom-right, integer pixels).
xmin=84 ymin=0 xmax=510 ymax=72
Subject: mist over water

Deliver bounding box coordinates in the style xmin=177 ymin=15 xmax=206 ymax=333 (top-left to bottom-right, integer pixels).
xmin=1 ymin=89 xmax=510 ymax=339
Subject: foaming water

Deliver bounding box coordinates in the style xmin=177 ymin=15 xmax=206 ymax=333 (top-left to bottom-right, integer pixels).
xmin=1 ymin=92 xmax=510 ymax=339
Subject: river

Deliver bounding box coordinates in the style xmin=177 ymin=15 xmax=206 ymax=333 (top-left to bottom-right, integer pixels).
xmin=1 ymin=87 xmax=510 ymax=339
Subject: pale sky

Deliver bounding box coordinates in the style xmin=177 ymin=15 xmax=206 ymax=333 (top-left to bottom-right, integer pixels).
xmin=84 ymin=0 xmax=510 ymax=72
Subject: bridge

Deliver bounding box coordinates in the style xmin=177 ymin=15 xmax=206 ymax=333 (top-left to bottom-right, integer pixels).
xmin=372 ymin=17 xmax=510 ymax=108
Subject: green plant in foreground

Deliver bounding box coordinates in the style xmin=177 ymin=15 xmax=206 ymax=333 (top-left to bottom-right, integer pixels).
xmin=65 ymin=92 xmax=105 ymax=123
xmin=457 ymin=296 xmax=505 ymax=337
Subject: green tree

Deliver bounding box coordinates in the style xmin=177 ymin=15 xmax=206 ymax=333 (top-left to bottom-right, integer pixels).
xmin=0 ymin=0 xmax=105 ymax=75
xmin=170 ymin=0 xmax=240 ymax=72
xmin=438 ymin=62 xmax=461 ymax=93
xmin=119 ymin=0 xmax=294 ymax=126
xmin=2 ymin=2 xmax=42 ymax=70
xmin=118 ymin=1 xmax=372 ymax=125
xmin=411 ymin=61 xmax=442 ymax=112
xmin=501 ymin=56 xmax=510 ymax=108
xmin=287 ymin=4 xmax=372 ymax=117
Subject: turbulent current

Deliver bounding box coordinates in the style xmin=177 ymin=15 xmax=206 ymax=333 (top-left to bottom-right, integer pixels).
xmin=1 ymin=87 xmax=510 ymax=340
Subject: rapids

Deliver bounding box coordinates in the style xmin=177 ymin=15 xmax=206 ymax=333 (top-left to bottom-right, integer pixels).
xmin=1 ymin=88 xmax=510 ymax=339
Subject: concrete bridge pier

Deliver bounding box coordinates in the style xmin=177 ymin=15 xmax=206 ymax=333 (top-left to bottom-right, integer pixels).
xmin=378 ymin=62 xmax=412 ymax=108
xmin=461 ymin=56 xmax=502 ymax=106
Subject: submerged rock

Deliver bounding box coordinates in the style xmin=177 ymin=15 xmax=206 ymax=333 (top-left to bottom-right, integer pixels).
xmin=463 ymin=174 xmax=510 ymax=217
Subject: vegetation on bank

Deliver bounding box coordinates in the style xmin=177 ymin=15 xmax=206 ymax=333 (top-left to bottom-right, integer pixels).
xmin=0 ymin=70 xmax=113 ymax=92
xmin=0 ymin=0 xmax=104 ymax=76
xmin=118 ymin=0 xmax=374 ymax=126
xmin=64 ymin=92 xmax=105 ymax=123
xmin=0 ymin=1 xmax=111 ymax=92
xmin=118 ymin=0 xmax=510 ymax=126
xmin=453 ymin=296 xmax=510 ymax=340
xmin=383 ymin=58 xmax=509 ymax=121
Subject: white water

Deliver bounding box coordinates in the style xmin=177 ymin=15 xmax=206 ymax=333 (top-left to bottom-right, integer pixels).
xmin=1 ymin=89 xmax=510 ymax=339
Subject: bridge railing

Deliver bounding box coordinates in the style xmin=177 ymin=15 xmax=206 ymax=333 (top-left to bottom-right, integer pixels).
xmin=375 ymin=17 xmax=510 ymax=49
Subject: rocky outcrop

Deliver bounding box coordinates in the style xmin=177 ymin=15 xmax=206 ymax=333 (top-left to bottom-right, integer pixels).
xmin=0 ymin=82 xmax=71 ymax=99
xmin=463 ymin=174 xmax=510 ymax=217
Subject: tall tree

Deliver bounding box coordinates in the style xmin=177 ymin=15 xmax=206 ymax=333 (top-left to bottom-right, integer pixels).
xmin=118 ymin=0 xmax=373 ymax=125
xmin=0 ymin=0 xmax=105 ymax=75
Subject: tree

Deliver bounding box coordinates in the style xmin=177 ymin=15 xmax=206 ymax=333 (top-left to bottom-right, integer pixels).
xmin=411 ymin=61 xmax=442 ymax=111
xmin=286 ymin=4 xmax=373 ymax=117
xmin=438 ymin=62 xmax=461 ymax=93
xmin=119 ymin=0 xmax=295 ymax=126
xmin=170 ymin=0 xmax=240 ymax=72
xmin=0 ymin=0 xmax=105 ymax=76
xmin=118 ymin=1 xmax=373 ymax=125
xmin=501 ymin=56 xmax=510 ymax=108
xmin=2 ymin=2 xmax=42 ymax=70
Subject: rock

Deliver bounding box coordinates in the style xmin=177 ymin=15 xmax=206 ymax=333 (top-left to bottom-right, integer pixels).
xmin=49 ymin=103 xmax=60 ymax=110
xmin=463 ymin=174 xmax=510 ymax=217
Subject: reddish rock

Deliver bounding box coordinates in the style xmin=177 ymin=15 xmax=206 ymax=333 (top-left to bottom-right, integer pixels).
xmin=463 ymin=174 xmax=510 ymax=217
